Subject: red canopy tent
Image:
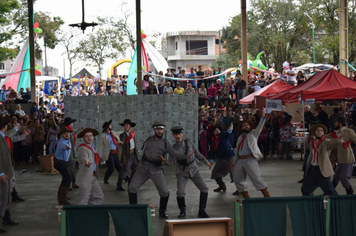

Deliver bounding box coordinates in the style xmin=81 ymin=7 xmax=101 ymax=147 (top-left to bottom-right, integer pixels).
xmin=267 ymin=69 xmax=356 ymax=102
xmin=239 ymin=80 xmax=293 ymax=110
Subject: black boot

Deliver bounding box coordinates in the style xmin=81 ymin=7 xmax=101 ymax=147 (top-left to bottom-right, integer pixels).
xmin=159 ymin=195 xmax=169 ymax=219
xmin=213 ymin=178 xmax=226 ymax=192
xmin=2 ymin=210 xmax=19 ymax=226
xmin=0 ymin=228 xmax=5 ymax=233
xmin=128 ymin=192 xmax=137 ymax=204
xmin=198 ymin=192 xmax=210 ymax=218
xmin=346 ymin=187 xmax=354 ymax=195
xmin=176 ymin=197 xmax=186 ymax=218
xmin=11 ymin=187 xmax=25 ymax=202
xmin=116 ymin=178 xmax=125 ymax=191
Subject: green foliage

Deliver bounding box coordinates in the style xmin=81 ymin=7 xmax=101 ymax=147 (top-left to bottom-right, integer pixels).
xmin=34 ymin=12 xmax=64 ymax=49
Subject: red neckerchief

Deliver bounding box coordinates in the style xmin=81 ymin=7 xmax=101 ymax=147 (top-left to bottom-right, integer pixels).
xmin=312 ymin=137 xmax=325 ymax=163
xmin=329 ymin=131 xmax=338 ymax=139
xmin=307 ymin=135 xmax=310 ymax=144
xmin=63 ymin=125 xmax=76 ymax=145
xmin=343 ymin=141 xmax=352 ymax=149
xmin=107 ymin=132 xmax=119 ymax=149
xmin=78 ymin=143 xmax=100 ymax=165
xmin=212 ymin=136 xmax=219 ymax=151
xmin=124 ymin=132 xmax=135 ymax=144
xmin=238 ymin=134 xmax=247 ymax=151
xmin=4 ymin=136 xmax=12 ymax=152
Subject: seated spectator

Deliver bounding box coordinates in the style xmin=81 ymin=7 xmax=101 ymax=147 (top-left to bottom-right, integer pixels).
xmin=148 ymin=81 xmax=158 ymax=94
xmin=17 ymin=88 xmax=24 ymax=99
xmin=0 ymin=105 xmax=8 ymax=116
xmin=15 ymin=104 xmax=26 ymax=116
xmin=201 ymin=100 xmax=210 ymax=112
xmin=22 ymin=87 xmax=31 ymax=101
xmin=163 ymin=82 xmax=173 ymax=94
xmin=174 ymin=84 xmax=185 ymax=94
xmin=50 ymin=93 xmax=58 ymax=106
xmin=49 ymin=102 xmax=58 ymax=112
xmin=7 ymin=89 xmax=18 ymax=100
xmin=207 ymin=83 xmax=217 ymax=104
xmin=214 ymin=79 xmax=222 ymax=98
xmin=184 ymin=83 xmax=195 ymax=94
xmin=221 ymin=81 xmax=231 ymax=106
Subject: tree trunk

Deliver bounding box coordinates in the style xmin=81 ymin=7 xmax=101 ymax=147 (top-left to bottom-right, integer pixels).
xmin=44 ymin=45 xmax=48 ymax=75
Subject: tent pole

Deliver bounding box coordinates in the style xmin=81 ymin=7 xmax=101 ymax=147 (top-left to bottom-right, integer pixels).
xmin=302 ymin=100 xmax=306 ymax=152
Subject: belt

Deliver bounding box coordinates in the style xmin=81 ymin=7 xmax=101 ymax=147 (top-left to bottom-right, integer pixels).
xmin=238 ymin=154 xmax=254 ymax=160
xmin=130 ymin=149 xmax=134 ymax=153
xmin=309 ymin=165 xmax=320 ymax=170
xmin=110 ymin=150 xmax=117 ymax=154
xmin=178 ymin=160 xmax=195 ymax=171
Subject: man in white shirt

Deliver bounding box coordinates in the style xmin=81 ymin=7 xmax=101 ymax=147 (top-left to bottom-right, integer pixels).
xmin=286 ymin=65 xmax=296 ymax=86
xmin=50 ymin=93 xmax=58 ymax=106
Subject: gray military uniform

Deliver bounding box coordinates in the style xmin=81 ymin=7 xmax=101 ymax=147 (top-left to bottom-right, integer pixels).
xmin=168 ymin=139 xmax=209 ymax=198
xmin=128 ymin=136 xmax=188 ymax=197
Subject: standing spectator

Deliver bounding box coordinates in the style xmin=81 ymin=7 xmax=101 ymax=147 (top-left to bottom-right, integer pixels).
xmin=178 ymin=70 xmax=187 ymax=89
xmin=47 ymin=118 xmax=59 ymax=154
xmin=184 ymin=83 xmax=195 ymax=94
xmin=214 ymin=79 xmax=223 ymax=99
xmin=29 ymin=102 xmax=40 ymax=118
xmin=187 ymin=67 xmax=197 ymax=88
xmin=235 ymin=76 xmax=247 ymax=103
xmin=221 ymin=81 xmax=231 ymax=106
xmin=32 ymin=118 xmax=45 ymax=164
xmin=329 ymin=108 xmax=341 ymax=132
xmin=21 ymin=119 xmax=34 ymax=164
xmin=196 ymin=65 xmax=205 ymax=89
xmin=207 ymin=83 xmax=217 ymax=105
xmin=286 ymin=65 xmax=296 ymax=86
xmin=215 ymin=67 xmax=225 ymax=84
xmin=198 ymin=84 xmax=207 ymax=106
xmin=315 ymin=105 xmax=329 ymax=130
xmin=174 ymin=84 xmax=185 ymax=94
xmin=199 ymin=123 xmax=208 ymax=158
xmin=163 ymin=82 xmax=173 ymax=94
xmin=105 ymin=78 xmax=112 ymax=95
xmin=279 ymin=115 xmax=294 ymax=160
xmin=142 ymin=75 xmax=149 ymax=94
xmin=296 ymin=71 xmax=305 ymax=85
xmin=51 ymin=84 xmax=59 ymax=96
xmin=222 ymin=108 xmax=235 ymax=131
xmin=157 ymin=71 xmax=165 ymax=94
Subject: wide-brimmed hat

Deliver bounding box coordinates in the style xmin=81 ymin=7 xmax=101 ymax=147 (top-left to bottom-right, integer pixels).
xmin=60 ymin=127 xmax=73 ymax=134
xmin=63 ymin=117 xmax=77 ymax=126
xmin=310 ymin=124 xmax=328 ymax=135
xmin=102 ymin=120 xmax=112 ymax=132
xmin=77 ymin=128 xmax=99 ymax=138
xmin=0 ymin=116 xmax=11 ymax=127
xmin=237 ymin=119 xmax=255 ymax=133
xmin=120 ymin=119 xmax=136 ymax=127
xmin=152 ymin=121 xmax=166 ymax=129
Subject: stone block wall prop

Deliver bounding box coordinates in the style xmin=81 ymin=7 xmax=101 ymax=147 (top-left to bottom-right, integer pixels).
xmin=98 ymin=94 xmax=199 ymax=153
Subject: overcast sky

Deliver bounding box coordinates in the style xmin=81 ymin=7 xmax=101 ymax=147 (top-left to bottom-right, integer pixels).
xmin=35 ymin=0 xmax=241 ymax=77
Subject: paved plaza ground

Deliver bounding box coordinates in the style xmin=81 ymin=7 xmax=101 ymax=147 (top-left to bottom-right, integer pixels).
xmin=3 ymin=154 xmax=354 ymax=236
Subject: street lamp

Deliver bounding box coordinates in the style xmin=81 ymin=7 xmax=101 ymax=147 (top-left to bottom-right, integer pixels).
xmin=304 ymin=12 xmax=315 ymax=64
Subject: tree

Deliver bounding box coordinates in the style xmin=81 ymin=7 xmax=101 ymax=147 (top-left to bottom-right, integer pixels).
xmin=77 ymin=27 xmax=127 ymax=72
xmin=60 ymin=30 xmax=80 ymax=78
xmin=35 ymin=11 xmax=64 ymax=75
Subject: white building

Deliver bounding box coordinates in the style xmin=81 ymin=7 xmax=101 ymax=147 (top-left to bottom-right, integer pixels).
xmin=161 ymin=31 xmax=221 ymax=71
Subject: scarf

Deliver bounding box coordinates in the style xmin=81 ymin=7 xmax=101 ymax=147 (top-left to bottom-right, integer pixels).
xmin=63 ymin=125 xmax=76 ymax=145
xmin=4 ymin=136 xmax=12 ymax=153
xmin=312 ymin=137 xmax=325 ymax=163
xmin=124 ymin=132 xmax=135 ymax=144
xmin=107 ymin=132 xmax=119 ymax=149
xmin=238 ymin=134 xmax=247 ymax=151
xmin=212 ymin=136 xmax=219 ymax=151
xmin=343 ymin=141 xmax=352 ymax=149
xmin=329 ymin=131 xmax=338 ymax=139
xmin=78 ymin=143 xmax=100 ymax=165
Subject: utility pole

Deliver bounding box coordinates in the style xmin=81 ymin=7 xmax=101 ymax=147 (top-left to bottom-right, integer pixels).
xmin=136 ymin=0 xmax=142 ymax=94
xmin=339 ymin=0 xmax=348 ymax=77
xmin=241 ymin=0 xmax=248 ymax=89
xmin=28 ymin=0 xmax=36 ymax=102
xmin=304 ymin=12 xmax=315 ymax=64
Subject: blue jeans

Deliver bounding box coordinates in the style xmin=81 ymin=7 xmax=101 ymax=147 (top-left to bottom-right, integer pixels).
xmin=237 ymin=89 xmax=245 ymax=102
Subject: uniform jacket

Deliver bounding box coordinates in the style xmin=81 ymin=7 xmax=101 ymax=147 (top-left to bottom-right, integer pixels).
xmin=0 ymin=135 xmax=14 ymax=179
xmin=97 ymin=131 xmax=121 ymax=161
xmin=234 ymin=118 xmax=265 ymax=163
xmin=212 ymin=131 xmax=235 ymax=160
xmin=306 ymin=138 xmax=340 ymax=178
xmin=76 ymin=144 xmax=99 ymax=188
xmin=119 ymin=131 xmax=138 ymax=166
xmin=169 ymin=139 xmax=208 ymax=177
xmin=325 ymin=128 xmax=356 ymax=164
xmin=68 ymin=129 xmax=81 ymax=162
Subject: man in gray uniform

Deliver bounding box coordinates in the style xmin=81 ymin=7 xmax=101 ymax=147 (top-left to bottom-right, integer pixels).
xmin=128 ymin=121 xmax=193 ymax=218
xmin=167 ymin=126 xmax=212 ymax=218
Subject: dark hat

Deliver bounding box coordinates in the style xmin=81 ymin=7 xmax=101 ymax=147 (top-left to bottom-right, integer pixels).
xmin=211 ymin=126 xmax=222 ymax=137
xmin=120 ymin=119 xmax=136 ymax=127
xmin=152 ymin=121 xmax=166 ymax=129
xmin=60 ymin=127 xmax=72 ymax=134
xmin=171 ymin=126 xmax=184 ymax=134
xmin=102 ymin=120 xmax=112 ymax=132
xmin=237 ymin=119 xmax=255 ymax=133
xmin=310 ymin=124 xmax=328 ymax=135
xmin=77 ymin=128 xmax=99 ymax=138
xmin=63 ymin=117 xmax=77 ymax=126
xmin=0 ymin=116 xmax=11 ymax=127
xmin=336 ymin=116 xmax=347 ymax=126
xmin=306 ymin=116 xmax=320 ymax=125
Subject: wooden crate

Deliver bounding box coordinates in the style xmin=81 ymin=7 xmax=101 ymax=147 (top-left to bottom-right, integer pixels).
xmin=163 ymin=218 xmax=233 ymax=236
xmin=39 ymin=154 xmax=57 ymax=173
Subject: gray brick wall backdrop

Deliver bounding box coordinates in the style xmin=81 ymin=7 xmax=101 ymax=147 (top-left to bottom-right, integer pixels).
xmin=64 ymin=94 xmax=198 ymax=154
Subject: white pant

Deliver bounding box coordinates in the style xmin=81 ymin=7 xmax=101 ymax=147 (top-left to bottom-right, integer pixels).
xmin=77 ymin=176 xmax=104 ymax=205
xmin=233 ymin=158 xmax=267 ymax=192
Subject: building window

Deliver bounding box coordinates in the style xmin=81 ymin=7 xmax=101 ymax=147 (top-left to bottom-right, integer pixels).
xmin=176 ymin=42 xmax=178 ymax=50
xmin=0 ymin=63 xmax=5 ymax=71
xmin=186 ymin=40 xmax=208 ymax=55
